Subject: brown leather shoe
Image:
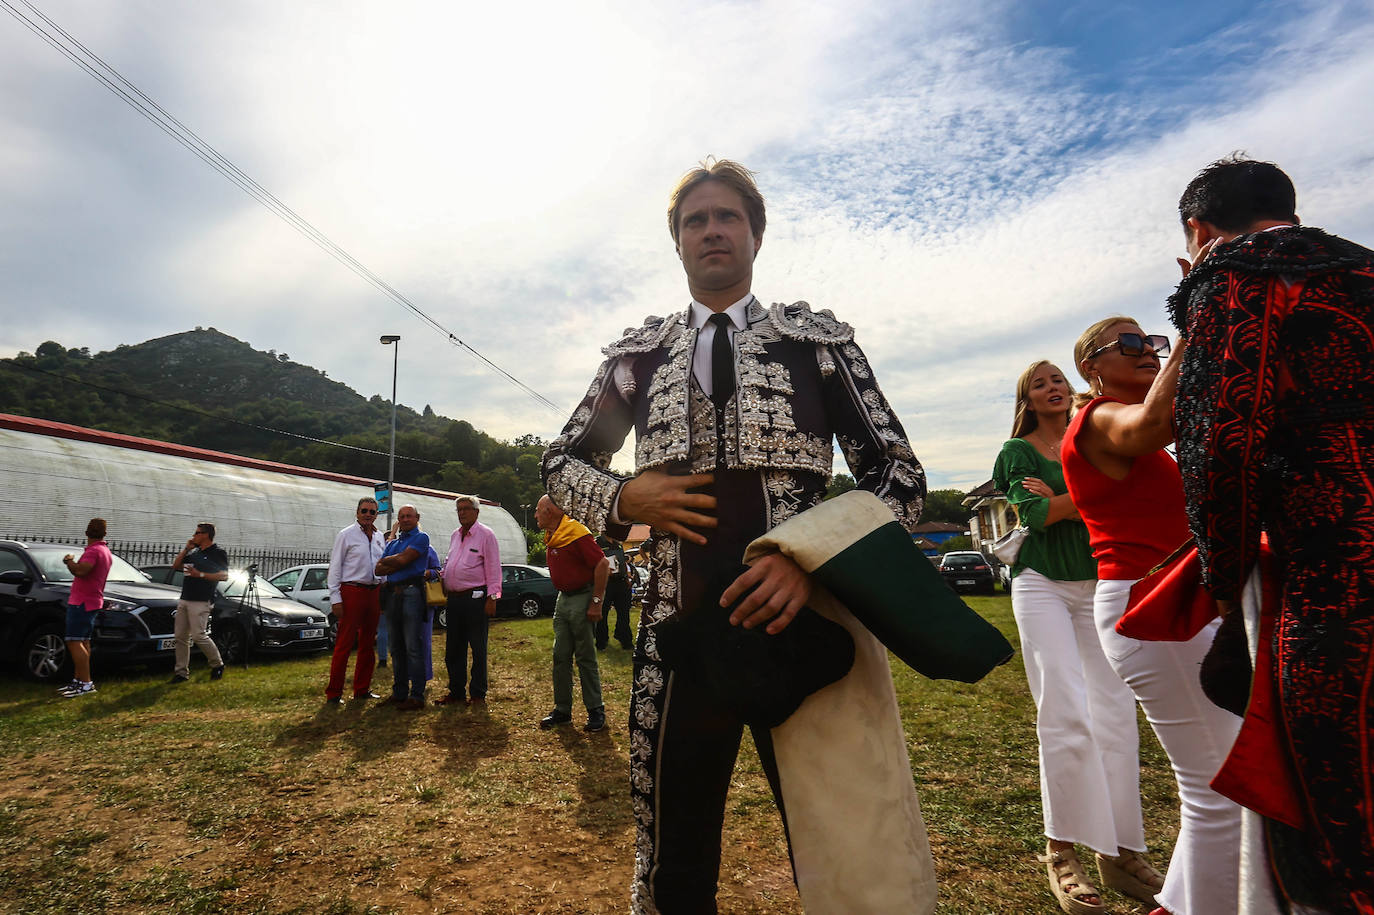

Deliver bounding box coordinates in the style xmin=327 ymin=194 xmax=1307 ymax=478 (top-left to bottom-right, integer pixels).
xmin=398 ymin=697 xmax=425 ymax=711
xmin=433 ymin=694 xmax=464 ymax=705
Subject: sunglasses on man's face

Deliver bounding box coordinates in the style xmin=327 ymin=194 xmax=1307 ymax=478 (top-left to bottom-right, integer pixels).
xmin=1088 ymin=333 xmax=1170 ymax=359
xmin=358 ymin=508 xmax=378 ymax=515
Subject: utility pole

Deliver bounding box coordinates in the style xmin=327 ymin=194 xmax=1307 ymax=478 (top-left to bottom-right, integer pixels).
xmin=380 ymin=334 xmax=400 ymax=533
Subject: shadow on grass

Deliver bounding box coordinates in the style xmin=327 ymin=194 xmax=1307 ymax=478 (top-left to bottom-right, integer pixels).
xmin=74 ymin=680 xmax=178 ymax=720
xmin=429 ymin=703 xmax=513 ymax=771
xmin=268 ymin=697 xmax=435 ymax=763
xmin=551 ymin=713 xmax=633 ymax=835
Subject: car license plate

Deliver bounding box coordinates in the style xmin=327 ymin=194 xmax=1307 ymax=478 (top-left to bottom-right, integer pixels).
xmin=157 ymin=638 xmax=176 ymax=650
xmin=300 ymin=628 xmax=324 ymax=639
xmin=957 ymin=579 xmax=975 ymax=586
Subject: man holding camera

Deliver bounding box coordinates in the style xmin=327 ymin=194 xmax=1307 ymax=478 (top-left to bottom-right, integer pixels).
xmin=170 ymin=522 xmax=228 ymax=683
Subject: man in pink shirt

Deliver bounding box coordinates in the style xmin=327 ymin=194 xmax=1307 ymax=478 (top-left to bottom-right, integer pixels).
xmin=435 ymin=495 xmax=502 ymax=706
xmin=59 ymin=517 xmax=113 ymax=698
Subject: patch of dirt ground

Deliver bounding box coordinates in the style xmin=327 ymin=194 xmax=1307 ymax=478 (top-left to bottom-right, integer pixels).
xmin=0 ymin=676 xmax=801 ymax=914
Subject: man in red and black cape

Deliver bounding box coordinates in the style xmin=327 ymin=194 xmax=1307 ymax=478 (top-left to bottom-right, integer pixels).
xmin=1170 ymin=154 xmax=1374 ymax=914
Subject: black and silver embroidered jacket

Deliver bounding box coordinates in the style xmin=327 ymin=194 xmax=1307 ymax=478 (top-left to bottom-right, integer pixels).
xmin=541 ymin=298 xmax=926 ymax=545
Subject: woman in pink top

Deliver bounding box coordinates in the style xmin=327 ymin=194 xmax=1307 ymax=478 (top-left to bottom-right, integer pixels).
xmin=1062 ymin=316 xmax=1245 ymax=915
xmin=60 ymin=517 xmax=113 ymax=698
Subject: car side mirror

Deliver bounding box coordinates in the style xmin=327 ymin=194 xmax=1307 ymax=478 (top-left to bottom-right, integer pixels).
xmin=0 ymin=569 xmax=34 ymax=595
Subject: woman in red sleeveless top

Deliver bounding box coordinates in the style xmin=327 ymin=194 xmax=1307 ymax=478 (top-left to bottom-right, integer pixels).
xmin=1061 ymin=316 xmax=1244 ymax=915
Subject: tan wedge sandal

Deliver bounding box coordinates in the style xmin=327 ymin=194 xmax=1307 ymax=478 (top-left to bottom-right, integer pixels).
xmin=1096 ymin=849 xmax=1165 ymax=905
xmin=1039 ymin=842 xmax=1105 ymax=915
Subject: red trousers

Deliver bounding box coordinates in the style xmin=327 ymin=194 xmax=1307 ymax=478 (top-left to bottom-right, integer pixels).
xmin=325 ymin=583 xmax=382 ymax=699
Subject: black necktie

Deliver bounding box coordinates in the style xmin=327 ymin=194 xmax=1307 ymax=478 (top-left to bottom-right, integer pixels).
xmin=709 ymin=313 xmax=735 ymax=408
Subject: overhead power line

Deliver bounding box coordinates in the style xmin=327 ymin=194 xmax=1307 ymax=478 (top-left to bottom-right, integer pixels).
xmin=0 ymin=358 xmax=443 ymax=466
xmin=2 ymin=0 xmax=563 ymax=415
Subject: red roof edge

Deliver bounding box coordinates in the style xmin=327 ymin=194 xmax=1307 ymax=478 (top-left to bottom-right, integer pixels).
xmin=0 ymin=412 xmax=497 ymax=506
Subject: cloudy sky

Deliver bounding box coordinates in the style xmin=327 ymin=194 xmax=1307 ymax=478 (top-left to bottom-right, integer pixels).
xmin=3 ymin=0 xmax=1374 ymax=491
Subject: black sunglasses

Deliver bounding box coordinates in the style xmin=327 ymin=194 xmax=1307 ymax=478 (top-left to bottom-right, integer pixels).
xmin=358 ymin=508 xmax=378 ymax=515
xmin=1088 ymin=332 xmax=1170 ymax=359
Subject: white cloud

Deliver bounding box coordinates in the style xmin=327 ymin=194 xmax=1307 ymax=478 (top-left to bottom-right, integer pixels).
xmin=3 ymin=0 xmax=1374 ymax=493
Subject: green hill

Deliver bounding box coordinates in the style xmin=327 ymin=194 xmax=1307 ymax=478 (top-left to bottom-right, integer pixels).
xmin=97 ymin=328 xmax=364 ymax=411
xmin=0 ymin=329 xmax=547 ymax=512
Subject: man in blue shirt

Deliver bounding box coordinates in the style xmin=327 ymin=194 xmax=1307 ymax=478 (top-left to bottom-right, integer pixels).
xmin=374 ymin=504 xmax=431 ymax=709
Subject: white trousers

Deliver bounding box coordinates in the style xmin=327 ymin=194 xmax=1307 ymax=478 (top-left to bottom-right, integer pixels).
xmin=1093 ymin=578 xmax=1243 ymax=915
xmin=1012 ymin=569 xmax=1144 ymax=855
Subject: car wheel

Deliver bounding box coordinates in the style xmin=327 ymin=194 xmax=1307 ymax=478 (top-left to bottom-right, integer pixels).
xmin=519 ymin=596 xmax=542 ymax=619
xmin=434 ymin=605 xmax=447 ymax=630
xmin=213 ymin=622 xmax=247 ymax=665
xmin=23 ymin=622 xmax=71 ymax=683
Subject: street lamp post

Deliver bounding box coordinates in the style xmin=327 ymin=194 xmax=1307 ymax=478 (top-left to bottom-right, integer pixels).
xmin=521 ymin=503 xmax=531 ymax=529
xmin=380 ymin=334 xmax=401 ymax=533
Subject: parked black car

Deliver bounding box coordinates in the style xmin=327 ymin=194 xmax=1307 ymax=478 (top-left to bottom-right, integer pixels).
xmin=497 ymin=564 xmax=557 ymax=618
xmin=938 ymin=551 xmax=997 ymax=595
xmin=140 ymin=564 xmax=332 ymax=662
xmin=0 ymin=540 xmax=182 ymax=682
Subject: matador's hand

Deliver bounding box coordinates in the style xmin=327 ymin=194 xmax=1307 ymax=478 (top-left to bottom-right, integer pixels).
xmin=722 ymin=552 xmax=812 ymax=635
xmin=618 ymin=470 xmax=717 ymax=546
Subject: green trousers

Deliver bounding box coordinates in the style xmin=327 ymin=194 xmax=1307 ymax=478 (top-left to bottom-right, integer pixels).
xmin=552 ymin=587 xmax=603 ymax=714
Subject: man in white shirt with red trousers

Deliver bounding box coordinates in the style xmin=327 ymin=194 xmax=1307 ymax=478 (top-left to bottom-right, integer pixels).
xmin=324 ymin=497 xmax=387 ymax=704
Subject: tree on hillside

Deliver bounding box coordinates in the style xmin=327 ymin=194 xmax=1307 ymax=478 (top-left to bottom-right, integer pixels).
xmin=825 ymin=473 xmax=856 ymax=500
xmin=939 ymin=534 xmax=974 ymax=554
xmin=525 ymin=528 xmax=546 ymax=565
xmin=1 ymin=332 xmax=561 ymax=510
xmin=922 ymin=489 xmax=970 ymax=525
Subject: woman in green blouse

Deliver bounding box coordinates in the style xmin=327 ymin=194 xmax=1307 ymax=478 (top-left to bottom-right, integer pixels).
xmin=994 ymin=360 xmax=1159 ymax=915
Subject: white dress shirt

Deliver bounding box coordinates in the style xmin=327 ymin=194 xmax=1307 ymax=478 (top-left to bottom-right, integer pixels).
xmin=326 ymin=521 xmax=386 ymax=604
xmin=688 ymin=294 xmax=754 ymax=396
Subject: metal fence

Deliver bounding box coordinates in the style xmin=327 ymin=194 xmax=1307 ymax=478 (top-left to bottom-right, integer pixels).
xmin=1 ymin=533 xmax=328 ymax=578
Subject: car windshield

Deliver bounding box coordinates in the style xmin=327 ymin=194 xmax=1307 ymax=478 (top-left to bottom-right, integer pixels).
xmin=221 ymin=571 xmax=289 ymax=600
xmin=942 ymin=555 xmax=984 ymax=568
xmin=27 ymin=545 xmax=150 ymax=584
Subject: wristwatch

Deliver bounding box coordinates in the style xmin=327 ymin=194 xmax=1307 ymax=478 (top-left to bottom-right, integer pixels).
xmin=591 ymin=596 xmax=603 ymax=604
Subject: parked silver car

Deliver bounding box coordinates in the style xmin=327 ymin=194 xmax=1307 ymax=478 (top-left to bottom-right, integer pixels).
xmin=269 ymin=563 xmax=450 ymax=630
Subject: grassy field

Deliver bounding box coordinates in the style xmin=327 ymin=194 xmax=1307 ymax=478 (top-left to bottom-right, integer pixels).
xmin=0 ymin=595 xmax=1181 ymax=914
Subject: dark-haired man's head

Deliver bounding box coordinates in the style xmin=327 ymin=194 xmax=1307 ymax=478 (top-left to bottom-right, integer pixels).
xmin=1178 ymin=154 xmax=1298 ymax=247
xmin=85 ymin=517 xmax=107 ymax=541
